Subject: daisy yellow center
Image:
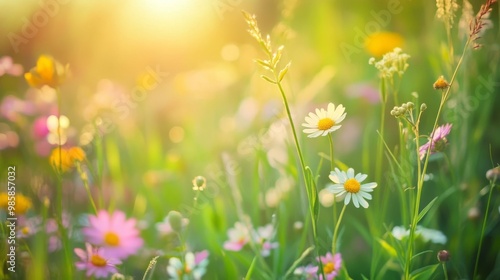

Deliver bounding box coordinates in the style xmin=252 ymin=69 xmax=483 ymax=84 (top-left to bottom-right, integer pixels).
xmin=323 ymin=262 xmax=335 ymax=274
xmin=90 ymin=254 xmax=107 ymax=267
xmin=104 ymin=232 xmax=120 ymax=246
xmin=344 ymin=178 xmax=361 ymax=193
xmin=318 ymin=118 xmax=335 ymax=130
xmin=22 ymin=227 xmax=30 ymax=235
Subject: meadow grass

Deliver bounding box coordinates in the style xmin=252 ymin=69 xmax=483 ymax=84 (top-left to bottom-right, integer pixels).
xmin=0 ymin=0 xmax=499 ymax=279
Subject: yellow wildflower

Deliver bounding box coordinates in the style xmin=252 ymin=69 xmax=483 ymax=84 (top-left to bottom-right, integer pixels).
xmin=0 ymin=193 xmax=32 ymax=215
xmin=68 ymin=147 xmax=86 ymax=163
xmin=49 ymin=146 xmax=86 ymax=173
xmin=433 ymin=75 xmax=450 ymax=90
xmin=24 ymin=55 xmax=68 ymax=89
xmin=365 ymin=32 xmax=404 ymax=57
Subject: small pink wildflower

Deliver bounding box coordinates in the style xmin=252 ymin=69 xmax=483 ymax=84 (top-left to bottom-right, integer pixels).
xmin=74 ymin=243 xmax=121 ymax=279
xmin=82 ymin=210 xmax=143 ymax=259
xmin=223 ymin=222 xmax=250 ymax=251
xmin=419 ymin=123 xmax=452 ymax=160
xmin=318 ymin=252 xmax=342 ymax=280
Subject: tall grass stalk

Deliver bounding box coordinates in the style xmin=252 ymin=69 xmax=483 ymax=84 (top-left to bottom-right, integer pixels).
xmin=242 ymin=10 xmax=322 ymax=268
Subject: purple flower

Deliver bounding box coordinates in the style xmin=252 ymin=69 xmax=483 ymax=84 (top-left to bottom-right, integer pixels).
xmin=419 ymin=124 xmax=452 ymax=160
xmin=317 ymin=252 xmax=342 ymax=280
xmin=74 ymin=243 xmax=121 ymax=278
xmin=82 ymin=210 xmax=143 ymax=260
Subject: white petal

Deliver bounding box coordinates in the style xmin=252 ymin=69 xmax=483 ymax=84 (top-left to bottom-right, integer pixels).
xmin=362 ymin=182 xmax=377 ymax=189
xmin=344 ymin=193 xmax=351 ymax=205
xmin=355 ymin=173 xmax=367 ymax=182
xmin=331 ymin=106 xmax=344 ymax=120
xmin=359 ymin=191 xmax=372 ymax=200
xmin=335 ymin=112 xmax=347 ymax=124
xmin=358 ymin=196 xmax=369 ymax=208
xmin=329 ymin=174 xmax=340 ymax=183
xmin=327 ymin=103 xmax=336 ymax=113
xmin=347 ymin=168 xmax=354 ymax=178
xmin=331 ymin=125 xmax=342 ymax=131
xmin=352 ymin=194 xmax=360 ymax=208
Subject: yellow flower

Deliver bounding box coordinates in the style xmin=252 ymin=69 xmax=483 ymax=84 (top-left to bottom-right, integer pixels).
xmin=0 ymin=193 xmax=32 ymax=215
xmin=433 ymin=75 xmax=450 ymax=90
xmin=24 ymin=55 xmax=68 ymax=89
xmin=49 ymin=146 xmax=85 ymax=173
xmin=365 ymin=32 xmax=404 ymax=57
xmin=68 ymin=147 xmax=86 ymax=163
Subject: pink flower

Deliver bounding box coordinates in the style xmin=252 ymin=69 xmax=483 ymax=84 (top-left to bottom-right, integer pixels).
xmin=32 ymin=116 xmax=50 ymax=139
xmin=82 ymin=210 xmax=143 ymax=260
xmin=223 ymin=222 xmax=250 ymax=251
xmin=74 ymin=243 xmax=121 ymax=278
xmin=317 ymin=252 xmax=342 ymax=280
xmin=419 ymin=124 xmax=452 ymax=160
xmin=194 ymin=250 xmax=209 ymax=265
xmin=0 ymin=56 xmax=23 ymax=77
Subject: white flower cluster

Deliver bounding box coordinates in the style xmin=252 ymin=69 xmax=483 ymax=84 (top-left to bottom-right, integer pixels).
xmin=391 ymin=225 xmax=447 ymax=244
xmin=368 ymin=48 xmax=410 ymax=79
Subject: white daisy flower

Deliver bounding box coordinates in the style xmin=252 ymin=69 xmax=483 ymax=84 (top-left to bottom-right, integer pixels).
xmin=302 ymin=103 xmax=346 ymax=138
xmin=327 ymin=168 xmax=377 ymax=208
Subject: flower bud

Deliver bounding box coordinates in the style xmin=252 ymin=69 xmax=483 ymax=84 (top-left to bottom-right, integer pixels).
xmin=167 ymin=211 xmax=184 ymax=233
xmin=433 ymin=75 xmax=450 ymax=90
xmin=486 ymin=166 xmax=500 ymax=181
xmin=192 ymin=176 xmax=207 ymax=191
xmin=437 ymin=250 xmax=450 ymax=262
xmin=406 ymin=102 xmax=414 ymax=110
xmin=420 ymin=103 xmax=427 ymax=111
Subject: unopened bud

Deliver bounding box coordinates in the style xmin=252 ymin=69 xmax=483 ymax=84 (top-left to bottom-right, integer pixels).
xmin=167 ymin=211 xmax=184 ymax=232
xmin=437 ymin=250 xmax=450 ymax=262
xmin=192 ymin=175 xmax=207 ymax=191
xmin=420 ymin=103 xmax=427 ymax=111
xmin=486 ymin=166 xmax=500 ymax=181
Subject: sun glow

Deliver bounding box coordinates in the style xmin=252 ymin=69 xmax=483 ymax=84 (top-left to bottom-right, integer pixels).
xmin=119 ymin=0 xmax=214 ymax=50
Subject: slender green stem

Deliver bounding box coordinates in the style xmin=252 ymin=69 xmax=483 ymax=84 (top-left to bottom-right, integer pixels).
xmin=275 ymin=77 xmax=316 ymax=235
xmin=328 ymin=133 xmax=335 ymax=171
xmin=473 ymin=180 xmax=496 ymax=278
xmin=54 ymin=88 xmax=73 ymax=279
xmin=375 ymin=78 xmax=387 ymax=184
xmin=274 ymin=73 xmax=322 ymax=279
xmin=442 ymin=262 xmax=449 ymax=280
xmin=76 ymin=162 xmax=98 ymax=214
xmin=328 ymin=133 xmax=338 ymax=253
xmin=332 ymin=204 xmax=347 ymax=253
xmin=404 ymin=118 xmax=422 ymax=279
